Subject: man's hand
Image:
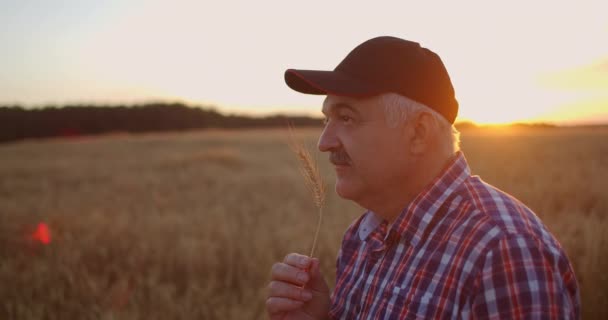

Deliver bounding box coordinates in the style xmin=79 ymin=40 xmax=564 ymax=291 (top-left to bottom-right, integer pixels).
xmin=266 ymin=253 xmax=330 ymax=320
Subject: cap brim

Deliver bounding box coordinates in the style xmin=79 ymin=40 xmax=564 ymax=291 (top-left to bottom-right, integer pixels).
xmin=285 ymin=69 xmax=380 ymax=97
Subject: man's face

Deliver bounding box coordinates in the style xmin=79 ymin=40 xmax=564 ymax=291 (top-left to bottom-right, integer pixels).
xmin=319 ymin=95 xmax=413 ymax=205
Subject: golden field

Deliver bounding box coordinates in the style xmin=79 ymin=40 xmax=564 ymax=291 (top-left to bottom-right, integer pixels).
xmin=0 ymin=127 xmax=607 ymax=319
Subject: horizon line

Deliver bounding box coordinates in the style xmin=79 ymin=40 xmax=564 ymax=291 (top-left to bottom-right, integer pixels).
xmin=2 ymin=99 xmax=607 ymax=128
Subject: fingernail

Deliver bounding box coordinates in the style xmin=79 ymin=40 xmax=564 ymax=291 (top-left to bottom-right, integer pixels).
xmin=302 ymin=290 xmax=313 ymax=300
xmin=299 ymin=256 xmax=309 ymax=267
xmin=297 ymin=272 xmax=309 ymax=283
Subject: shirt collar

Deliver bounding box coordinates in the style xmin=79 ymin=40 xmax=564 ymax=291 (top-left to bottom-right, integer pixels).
xmin=358 ymin=152 xmax=471 ymax=246
xmin=358 ymin=211 xmax=383 ymax=241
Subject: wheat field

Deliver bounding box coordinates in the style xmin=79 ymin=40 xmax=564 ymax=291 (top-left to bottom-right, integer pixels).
xmin=0 ymin=127 xmax=607 ymax=319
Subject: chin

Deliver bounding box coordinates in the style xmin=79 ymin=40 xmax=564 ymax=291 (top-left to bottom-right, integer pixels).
xmin=334 ymin=179 xmax=359 ymax=201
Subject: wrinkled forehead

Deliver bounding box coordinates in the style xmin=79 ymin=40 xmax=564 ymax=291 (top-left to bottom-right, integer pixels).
xmin=322 ymin=95 xmax=351 ymax=114
xmin=322 ymin=95 xmax=381 ymax=115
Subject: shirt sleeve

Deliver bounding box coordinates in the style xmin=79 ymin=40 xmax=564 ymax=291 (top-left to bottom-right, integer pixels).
xmin=470 ymin=234 xmax=580 ymax=319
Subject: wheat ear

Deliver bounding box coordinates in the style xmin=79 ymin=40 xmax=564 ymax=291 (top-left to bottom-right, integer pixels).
xmin=287 ymin=125 xmax=325 ymax=258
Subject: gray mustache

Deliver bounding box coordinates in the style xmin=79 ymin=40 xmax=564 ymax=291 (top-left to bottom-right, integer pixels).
xmin=330 ymin=151 xmax=351 ymax=165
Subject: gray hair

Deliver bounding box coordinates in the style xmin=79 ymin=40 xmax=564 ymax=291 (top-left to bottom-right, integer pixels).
xmin=381 ymin=93 xmax=460 ymax=154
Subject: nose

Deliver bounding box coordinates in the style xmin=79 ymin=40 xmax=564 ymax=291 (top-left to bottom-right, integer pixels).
xmin=317 ymin=124 xmax=340 ymax=152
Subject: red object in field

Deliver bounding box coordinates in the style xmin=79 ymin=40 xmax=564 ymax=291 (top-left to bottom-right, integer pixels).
xmin=32 ymin=223 xmax=51 ymax=245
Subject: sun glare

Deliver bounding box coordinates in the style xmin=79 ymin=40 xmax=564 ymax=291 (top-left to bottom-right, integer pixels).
xmin=1 ymin=1 xmax=606 ymax=125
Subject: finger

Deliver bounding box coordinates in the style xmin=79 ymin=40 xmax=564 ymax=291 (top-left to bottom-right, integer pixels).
xmin=310 ymin=258 xmax=320 ymax=277
xmin=305 ymin=258 xmax=330 ymax=294
xmin=269 ymin=312 xmax=285 ymax=320
xmin=283 ymin=253 xmax=312 ymax=269
xmin=267 ymin=280 xmax=314 ymax=302
xmin=266 ymin=296 xmax=305 ymax=315
xmin=271 ymin=262 xmax=310 ymax=286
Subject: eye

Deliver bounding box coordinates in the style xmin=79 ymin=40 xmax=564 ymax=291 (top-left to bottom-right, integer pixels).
xmin=340 ymin=115 xmax=353 ymax=123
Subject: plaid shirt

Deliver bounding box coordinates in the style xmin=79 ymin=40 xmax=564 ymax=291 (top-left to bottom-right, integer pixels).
xmin=329 ymin=152 xmax=580 ymax=319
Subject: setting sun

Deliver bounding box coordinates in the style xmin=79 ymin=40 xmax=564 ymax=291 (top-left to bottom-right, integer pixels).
xmin=1 ymin=0 xmax=606 ymax=125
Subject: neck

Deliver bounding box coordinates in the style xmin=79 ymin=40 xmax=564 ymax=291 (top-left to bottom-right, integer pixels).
xmin=368 ymin=151 xmax=453 ymax=223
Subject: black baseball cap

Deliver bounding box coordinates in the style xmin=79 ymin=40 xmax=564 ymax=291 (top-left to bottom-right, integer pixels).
xmin=284 ymin=36 xmax=459 ymax=124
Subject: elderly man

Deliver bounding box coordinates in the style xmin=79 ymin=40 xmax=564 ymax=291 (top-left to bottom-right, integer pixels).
xmin=266 ymin=36 xmax=580 ymax=319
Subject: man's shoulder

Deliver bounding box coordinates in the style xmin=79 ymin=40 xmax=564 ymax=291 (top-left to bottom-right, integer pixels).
xmin=455 ymin=175 xmax=557 ymax=247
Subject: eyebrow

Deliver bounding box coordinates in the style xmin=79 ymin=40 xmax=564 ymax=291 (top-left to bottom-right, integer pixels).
xmin=322 ymin=101 xmax=361 ymax=117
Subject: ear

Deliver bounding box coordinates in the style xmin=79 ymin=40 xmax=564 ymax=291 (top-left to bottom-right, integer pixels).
xmin=408 ymin=111 xmax=435 ymax=155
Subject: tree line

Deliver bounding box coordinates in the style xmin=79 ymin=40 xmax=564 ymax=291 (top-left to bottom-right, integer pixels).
xmin=0 ymin=102 xmax=562 ymax=144
xmin=0 ymin=103 xmax=324 ymax=143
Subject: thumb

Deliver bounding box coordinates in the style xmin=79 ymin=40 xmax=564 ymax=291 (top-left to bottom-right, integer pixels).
xmin=306 ymin=258 xmax=329 ymax=294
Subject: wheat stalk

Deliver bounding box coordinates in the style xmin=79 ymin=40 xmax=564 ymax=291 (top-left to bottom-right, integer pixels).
xmin=287 ymin=125 xmax=325 ymax=258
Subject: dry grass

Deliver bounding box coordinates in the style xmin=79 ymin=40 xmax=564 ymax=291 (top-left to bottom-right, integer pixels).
xmin=288 ymin=125 xmax=325 ymax=258
xmin=0 ymin=127 xmax=606 ymax=319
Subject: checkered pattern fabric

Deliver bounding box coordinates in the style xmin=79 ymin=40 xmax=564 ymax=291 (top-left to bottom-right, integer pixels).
xmin=329 ymin=152 xmax=580 ymax=319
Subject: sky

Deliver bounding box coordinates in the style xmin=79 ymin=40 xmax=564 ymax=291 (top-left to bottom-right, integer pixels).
xmin=1 ymin=0 xmax=607 ymax=125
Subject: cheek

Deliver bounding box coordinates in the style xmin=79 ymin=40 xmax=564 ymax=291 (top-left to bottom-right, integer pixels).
xmin=342 ymin=127 xmax=404 ymax=170
xmin=363 ymin=140 xmax=407 ymax=175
